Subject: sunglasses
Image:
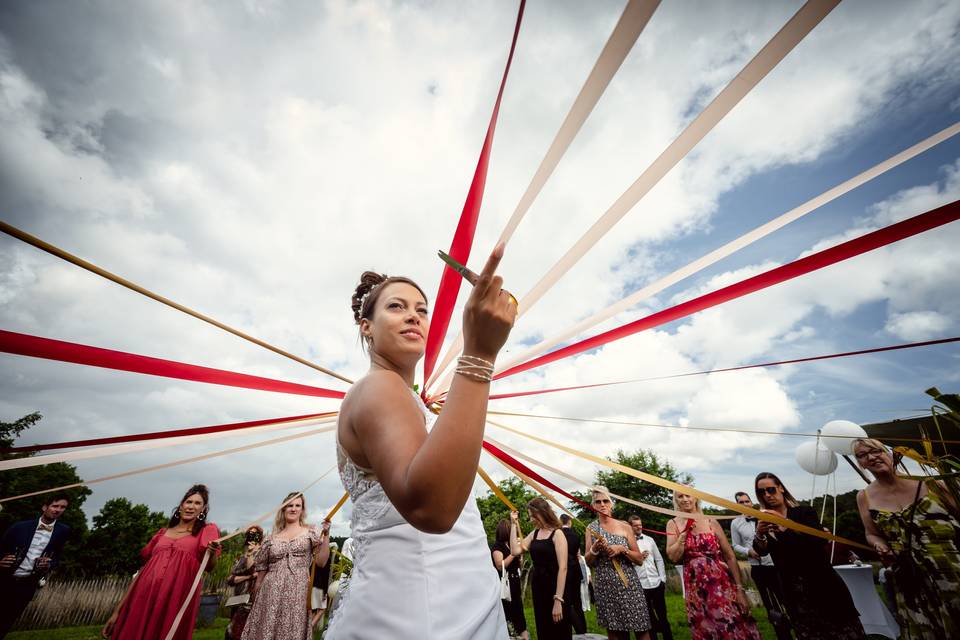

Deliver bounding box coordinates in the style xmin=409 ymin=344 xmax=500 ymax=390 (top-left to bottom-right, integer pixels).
xmin=758 ymin=486 xmax=780 ymax=495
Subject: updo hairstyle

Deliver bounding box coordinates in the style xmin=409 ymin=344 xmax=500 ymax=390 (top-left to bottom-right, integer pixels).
xmin=351 ymin=271 xmax=428 ymax=349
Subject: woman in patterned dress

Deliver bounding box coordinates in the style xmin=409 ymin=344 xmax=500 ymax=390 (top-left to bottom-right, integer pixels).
xmin=753 ymin=473 xmax=864 ymax=640
xmin=854 ymin=438 xmax=960 ymax=639
xmin=225 ymin=525 xmax=263 ymax=639
xmin=584 ymin=487 xmax=651 ymax=640
xmin=510 ymin=499 xmax=570 ymax=640
xmin=667 ymin=490 xmax=759 ymax=640
xmin=241 ymin=493 xmax=330 ymax=640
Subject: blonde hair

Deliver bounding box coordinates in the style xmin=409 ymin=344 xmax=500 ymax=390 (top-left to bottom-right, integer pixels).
xmin=273 ymin=492 xmax=307 ymax=532
xmin=591 ymin=486 xmax=613 ymax=503
xmin=853 ymin=437 xmax=889 ymax=453
xmin=672 ymin=489 xmax=702 ymax=514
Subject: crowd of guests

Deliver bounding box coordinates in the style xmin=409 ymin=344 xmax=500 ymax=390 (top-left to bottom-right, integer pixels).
xmin=484 ymin=438 xmax=960 ymax=640
xmin=2 ymin=433 xmax=959 ymax=639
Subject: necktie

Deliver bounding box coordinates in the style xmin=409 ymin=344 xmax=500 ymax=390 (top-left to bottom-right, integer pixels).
xmin=38 ymin=523 xmax=54 ymax=533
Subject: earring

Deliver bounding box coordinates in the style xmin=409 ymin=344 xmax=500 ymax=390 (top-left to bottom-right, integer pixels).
xmin=174 ymin=508 xmax=181 ymax=520
xmin=199 ymin=511 xmax=206 ymax=521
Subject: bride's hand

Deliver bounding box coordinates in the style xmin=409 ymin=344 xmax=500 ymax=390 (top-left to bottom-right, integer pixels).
xmin=461 ymin=243 xmax=516 ymax=361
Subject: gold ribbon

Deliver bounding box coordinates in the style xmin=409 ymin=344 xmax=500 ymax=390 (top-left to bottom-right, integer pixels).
xmin=490 ymin=420 xmax=870 ymax=551
xmin=477 ymin=466 xmax=518 ymax=512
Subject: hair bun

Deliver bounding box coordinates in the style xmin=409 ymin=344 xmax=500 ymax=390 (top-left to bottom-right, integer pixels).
xmin=352 ymin=271 xmax=388 ymax=324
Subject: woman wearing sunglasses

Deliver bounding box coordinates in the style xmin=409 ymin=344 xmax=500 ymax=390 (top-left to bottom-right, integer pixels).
xmin=853 ymin=437 xmax=960 ymax=639
xmin=225 ymin=526 xmax=264 ymax=639
xmin=753 ymin=472 xmax=864 ymax=640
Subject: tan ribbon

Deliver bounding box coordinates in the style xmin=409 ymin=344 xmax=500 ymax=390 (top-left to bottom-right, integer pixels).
xmin=1 ymin=425 xmax=335 ymax=503
xmin=162 ymin=467 xmax=337 ymax=640
xmin=425 ymin=0 xmax=662 ymax=391
xmin=0 ymin=220 xmax=352 ymax=384
xmin=0 ymin=415 xmax=337 ymax=471
xmin=477 ymin=465 xmax=518 ymax=512
xmin=494 ymin=121 xmax=960 ymax=374
xmin=489 ymin=419 xmax=870 ymax=550
xmin=427 ymin=0 xmax=841 ymax=395
xmin=485 ymin=432 xmax=733 ymax=521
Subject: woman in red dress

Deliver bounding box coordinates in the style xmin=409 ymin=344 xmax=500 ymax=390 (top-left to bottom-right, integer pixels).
xmin=102 ymin=484 xmax=221 ymax=639
xmin=666 ymin=490 xmax=759 ymax=640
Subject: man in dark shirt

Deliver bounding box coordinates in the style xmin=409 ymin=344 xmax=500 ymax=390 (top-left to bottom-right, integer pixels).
xmin=559 ymin=514 xmax=586 ymax=634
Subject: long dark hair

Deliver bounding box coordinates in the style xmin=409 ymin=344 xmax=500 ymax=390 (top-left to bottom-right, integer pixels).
xmin=754 ymin=472 xmax=798 ymax=509
xmin=527 ymin=497 xmax=562 ymax=529
xmin=167 ymin=484 xmax=210 ymax=535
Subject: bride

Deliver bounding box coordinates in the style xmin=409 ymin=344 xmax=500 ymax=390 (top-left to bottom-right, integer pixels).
xmin=325 ymin=244 xmax=516 ymax=639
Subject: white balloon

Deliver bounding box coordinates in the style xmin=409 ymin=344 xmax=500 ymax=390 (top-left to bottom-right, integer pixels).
xmin=821 ymin=420 xmax=869 ymax=455
xmin=795 ymin=440 xmax=838 ymax=475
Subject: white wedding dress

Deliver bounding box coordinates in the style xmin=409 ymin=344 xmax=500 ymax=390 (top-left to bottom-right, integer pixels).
xmin=325 ymin=391 xmax=507 ymax=639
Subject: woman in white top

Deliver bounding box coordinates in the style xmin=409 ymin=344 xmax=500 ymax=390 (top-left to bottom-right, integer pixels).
xmin=325 ymin=244 xmax=516 ymax=639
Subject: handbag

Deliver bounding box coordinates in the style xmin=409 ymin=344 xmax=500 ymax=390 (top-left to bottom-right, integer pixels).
xmin=225 ymin=594 xmax=250 ymax=607
xmin=500 ymin=569 xmax=512 ymax=602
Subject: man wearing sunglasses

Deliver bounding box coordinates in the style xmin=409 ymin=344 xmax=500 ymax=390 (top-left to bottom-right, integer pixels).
xmin=730 ymin=491 xmax=791 ymax=640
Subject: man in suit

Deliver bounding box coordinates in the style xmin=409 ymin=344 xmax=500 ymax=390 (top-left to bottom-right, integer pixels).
xmin=0 ymin=494 xmax=72 ymax=637
xmin=558 ymin=514 xmax=587 ymax=634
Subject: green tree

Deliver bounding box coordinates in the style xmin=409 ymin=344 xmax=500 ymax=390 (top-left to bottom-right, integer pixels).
xmin=475 ymin=476 xmax=539 ymax=544
xmin=0 ymin=412 xmax=92 ymax=576
xmin=570 ymin=449 xmax=693 ymax=563
xmin=81 ymin=498 xmax=168 ymax=576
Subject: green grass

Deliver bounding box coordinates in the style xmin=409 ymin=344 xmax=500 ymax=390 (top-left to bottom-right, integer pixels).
xmin=519 ymin=593 xmax=776 ymax=639
xmin=8 ymin=618 xmax=231 ymax=640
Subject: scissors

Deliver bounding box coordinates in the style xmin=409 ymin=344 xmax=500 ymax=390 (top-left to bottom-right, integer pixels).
xmin=438 ymin=250 xmax=518 ymax=306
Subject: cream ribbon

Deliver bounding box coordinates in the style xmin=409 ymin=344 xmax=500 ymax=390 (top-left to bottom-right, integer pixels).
xmin=425 ymin=0 xmax=663 ymax=391
xmin=493 ymin=121 xmax=960 ymax=375
xmin=1 ymin=426 xmax=335 ymax=503
xmin=488 ymin=419 xmax=870 ymax=550
xmin=427 ymin=0 xmax=841 ymax=395
xmin=485 ymin=432 xmax=732 ymax=521
xmin=0 ymin=415 xmax=338 ymax=471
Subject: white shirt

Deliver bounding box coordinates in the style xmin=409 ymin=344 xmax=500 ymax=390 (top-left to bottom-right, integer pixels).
xmin=14 ymin=520 xmax=54 ymax=577
xmin=730 ymin=515 xmax=773 ymax=567
xmin=633 ymin=533 xmax=666 ymax=589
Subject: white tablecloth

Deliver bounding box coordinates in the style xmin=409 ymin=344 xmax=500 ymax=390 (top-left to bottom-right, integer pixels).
xmin=833 ymin=564 xmax=900 ymax=639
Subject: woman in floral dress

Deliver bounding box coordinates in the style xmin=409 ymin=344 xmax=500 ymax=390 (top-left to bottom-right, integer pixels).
xmin=854 ymin=438 xmax=960 ymax=639
xmin=242 ymin=492 xmax=330 ymax=640
xmin=667 ymin=490 xmax=759 ymax=640
xmin=584 ymin=487 xmax=651 ymax=640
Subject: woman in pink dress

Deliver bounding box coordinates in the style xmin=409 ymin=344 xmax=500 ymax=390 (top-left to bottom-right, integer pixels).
xmin=666 ymin=490 xmax=759 ymax=640
xmin=102 ymin=484 xmax=221 ymax=640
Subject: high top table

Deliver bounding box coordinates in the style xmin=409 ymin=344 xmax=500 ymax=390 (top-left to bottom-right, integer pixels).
xmin=833 ymin=563 xmax=900 ymax=639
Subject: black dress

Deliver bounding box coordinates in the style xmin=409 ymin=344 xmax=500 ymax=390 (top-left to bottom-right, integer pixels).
xmin=758 ymin=505 xmax=865 ymax=640
xmin=530 ymin=529 xmax=572 ymax=640
xmin=492 ymin=540 xmax=527 ymax=634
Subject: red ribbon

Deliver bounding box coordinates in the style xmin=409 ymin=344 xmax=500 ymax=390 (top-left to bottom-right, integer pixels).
xmin=0 ymin=411 xmax=337 ymax=454
xmin=0 ymin=330 xmax=347 ymax=399
xmin=496 ymin=198 xmax=960 ymax=379
xmin=422 ymin=1 xmax=526 ymax=389
xmin=482 ymin=440 xmax=595 ymax=513
xmin=487 ymin=336 xmax=960 ymax=400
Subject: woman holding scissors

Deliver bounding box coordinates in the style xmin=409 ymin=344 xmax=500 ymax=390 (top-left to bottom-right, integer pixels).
xmin=325 ymin=244 xmax=517 ymax=639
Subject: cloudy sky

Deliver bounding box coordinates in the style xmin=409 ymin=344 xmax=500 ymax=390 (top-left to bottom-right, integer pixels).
xmin=1 ymin=0 xmax=959 ymax=534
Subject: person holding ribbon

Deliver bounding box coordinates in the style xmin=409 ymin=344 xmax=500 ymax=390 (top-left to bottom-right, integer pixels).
xmin=853 ymin=438 xmax=960 ymax=639
xmin=225 ymin=525 xmax=263 ymax=639
xmin=102 ymin=484 xmax=221 ymax=640
xmin=510 ymin=499 xmax=571 ymax=640
xmin=752 ymin=472 xmax=864 ymax=640
xmin=324 ymin=243 xmax=516 ymax=639
xmin=241 ymin=492 xmax=329 ymax=640
xmin=584 ymin=487 xmax=651 ymax=640
xmin=666 ymin=490 xmax=758 ymax=640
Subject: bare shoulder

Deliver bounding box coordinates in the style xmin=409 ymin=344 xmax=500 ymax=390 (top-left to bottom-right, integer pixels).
xmin=342 ymin=371 xmax=422 ymax=429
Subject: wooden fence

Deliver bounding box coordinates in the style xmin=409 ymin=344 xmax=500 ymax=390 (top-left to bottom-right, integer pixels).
xmin=14 ymin=575 xmax=228 ymax=631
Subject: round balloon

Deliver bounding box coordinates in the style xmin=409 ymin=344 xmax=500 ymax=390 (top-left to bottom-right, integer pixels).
xmin=795 ymin=440 xmax=838 ymax=475
xmin=821 ymin=419 xmax=868 ymax=455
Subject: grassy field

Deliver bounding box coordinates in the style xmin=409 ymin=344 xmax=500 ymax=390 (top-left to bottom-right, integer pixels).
xmin=9 ymin=594 xmax=778 ymax=639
